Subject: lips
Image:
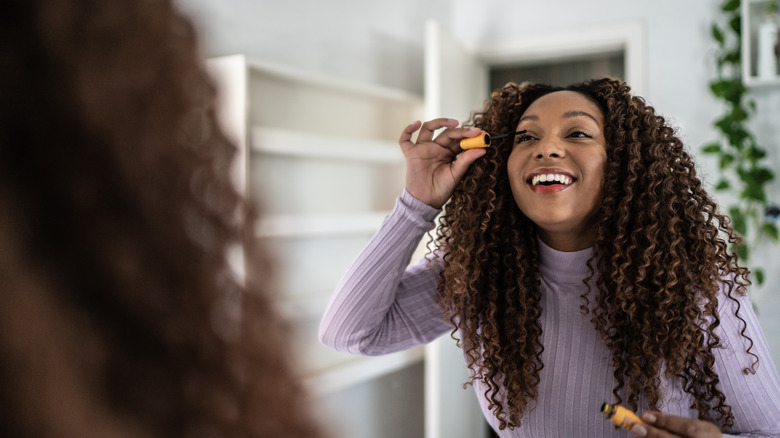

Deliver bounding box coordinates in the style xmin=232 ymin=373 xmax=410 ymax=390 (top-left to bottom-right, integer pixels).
xmin=526 ymin=168 xmax=576 ymax=193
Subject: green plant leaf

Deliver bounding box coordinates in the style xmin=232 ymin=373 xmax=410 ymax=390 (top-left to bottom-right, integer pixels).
xmin=731 ymin=105 xmax=748 ymax=122
xmin=720 ymin=153 xmax=735 ymax=169
xmin=763 ymin=222 xmax=780 ymax=241
xmin=727 ymin=128 xmax=750 ymax=149
xmin=729 ymin=14 xmax=742 ymax=35
xmin=738 ymin=243 xmax=750 ymax=261
xmin=722 ymin=50 xmax=741 ymax=65
xmin=715 ymin=178 xmax=731 ymax=190
xmin=722 ymin=0 xmax=740 ymax=12
xmin=730 ymin=206 xmax=747 ymax=236
xmin=714 ymin=114 xmax=732 ymax=132
xmin=745 ymin=146 xmax=767 ymax=162
xmin=755 ymin=268 xmax=765 ymax=285
xmin=736 ymin=168 xmax=771 ymax=200
xmin=702 ymin=142 xmax=722 ymax=154
xmin=711 ymin=23 xmax=726 ymax=45
xmin=740 ymin=166 xmax=775 ymax=186
xmin=710 ymin=79 xmax=744 ymax=102
xmin=756 ymin=167 xmax=774 ymax=183
xmin=740 ymin=185 xmax=767 ymax=203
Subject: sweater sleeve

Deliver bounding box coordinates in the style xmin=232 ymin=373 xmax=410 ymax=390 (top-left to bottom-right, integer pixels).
xmin=318 ymin=190 xmax=452 ymax=356
xmin=711 ymin=285 xmax=780 ymax=437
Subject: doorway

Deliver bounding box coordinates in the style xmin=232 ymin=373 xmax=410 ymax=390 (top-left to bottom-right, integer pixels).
xmin=477 ymin=19 xmax=645 ymax=95
xmin=489 ymin=51 xmax=625 ymax=90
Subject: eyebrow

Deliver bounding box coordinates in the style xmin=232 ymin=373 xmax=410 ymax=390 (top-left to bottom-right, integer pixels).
xmin=562 ymin=110 xmax=599 ymax=123
xmin=518 ymin=111 xmax=599 ymax=124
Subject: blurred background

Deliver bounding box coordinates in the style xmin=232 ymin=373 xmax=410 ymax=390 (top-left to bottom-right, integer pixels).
xmin=176 ymin=1 xmax=780 ymax=437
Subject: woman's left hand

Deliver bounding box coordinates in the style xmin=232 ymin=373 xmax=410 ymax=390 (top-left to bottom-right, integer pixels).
xmin=630 ymin=411 xmax=722 ymax=438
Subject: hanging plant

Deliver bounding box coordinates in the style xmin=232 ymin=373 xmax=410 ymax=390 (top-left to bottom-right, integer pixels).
xmin=702 ymin=0 xmax=779 ymax=285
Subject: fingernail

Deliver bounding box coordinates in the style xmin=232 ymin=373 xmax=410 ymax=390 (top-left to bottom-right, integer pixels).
xmin=630 ymin=423 xmax=648 ymax=437
xmin=641 ymin=412 xmax=657 ymax=424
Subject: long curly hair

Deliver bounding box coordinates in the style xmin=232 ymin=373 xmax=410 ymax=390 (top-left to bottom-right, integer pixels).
xmin=433 ymin=78 xmax=756 ymax=431
xmin=0 ymin=1 xmax=322 ymax=437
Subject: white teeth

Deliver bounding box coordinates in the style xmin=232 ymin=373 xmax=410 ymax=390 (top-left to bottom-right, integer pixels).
xmin=531 ymin=173 xmax=573 ymax=186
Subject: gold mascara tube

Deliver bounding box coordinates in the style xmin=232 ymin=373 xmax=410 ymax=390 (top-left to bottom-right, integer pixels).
xmin=601 ymin=403 xmax=646 ymax=431
xmin=460 ymin=132 xmax=492 ymax=149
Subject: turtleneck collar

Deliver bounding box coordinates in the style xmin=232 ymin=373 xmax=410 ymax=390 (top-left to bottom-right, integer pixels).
xmin=537 ymin=237 xmax=594 ymax=284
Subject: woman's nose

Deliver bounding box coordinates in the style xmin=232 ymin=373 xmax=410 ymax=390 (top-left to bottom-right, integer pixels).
xmin=534 ymin=138 xmax=565 ymax=159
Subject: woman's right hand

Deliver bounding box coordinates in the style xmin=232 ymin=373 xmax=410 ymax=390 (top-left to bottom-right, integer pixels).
xmin=399 ymin=118 xmax=486 ymax=209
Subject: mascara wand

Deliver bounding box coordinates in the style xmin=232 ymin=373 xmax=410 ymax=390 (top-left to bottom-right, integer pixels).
xmin=460 ymin=130 xmax=527 ymax=150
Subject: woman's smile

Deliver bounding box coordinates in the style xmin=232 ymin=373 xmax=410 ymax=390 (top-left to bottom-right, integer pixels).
xmin=526 ymin=167 xmax=576 ymax=193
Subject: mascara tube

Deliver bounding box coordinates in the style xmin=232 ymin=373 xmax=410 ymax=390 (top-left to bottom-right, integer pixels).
xmin=460 ymin=132 xmax=491 ymax=149
xmin=601 ymin=403 xmax=645 ymax=431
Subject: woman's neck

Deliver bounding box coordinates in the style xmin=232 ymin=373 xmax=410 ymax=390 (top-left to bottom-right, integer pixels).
xmin=537 ymin=229 xmax=595 ymax=252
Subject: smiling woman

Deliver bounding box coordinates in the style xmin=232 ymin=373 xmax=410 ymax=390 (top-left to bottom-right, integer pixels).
xmin=319 ymin=77 xmax=780 ymax=437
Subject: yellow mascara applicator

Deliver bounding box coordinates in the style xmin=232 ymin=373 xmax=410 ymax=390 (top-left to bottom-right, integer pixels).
xmin=600 ymin=403 xmax=646 ymax=431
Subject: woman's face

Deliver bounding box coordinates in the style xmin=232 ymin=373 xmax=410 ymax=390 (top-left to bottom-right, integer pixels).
xmin=507 ymin=90 xmax=607 ymax=252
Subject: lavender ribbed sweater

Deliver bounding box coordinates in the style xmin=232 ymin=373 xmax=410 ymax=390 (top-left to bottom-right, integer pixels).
xmin=319 ymin=191 xmax=780 ymax=437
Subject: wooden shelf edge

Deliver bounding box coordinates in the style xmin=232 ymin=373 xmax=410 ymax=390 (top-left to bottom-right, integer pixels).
xmin=251 ymin=126 xmax=404 ymax=163
xmin=302 ymin=347 xmax=425 ymax=397
xmin=244 ymin=58 xmax=423 ymax=104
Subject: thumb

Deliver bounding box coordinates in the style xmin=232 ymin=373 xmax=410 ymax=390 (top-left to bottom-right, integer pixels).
xmin=450 ymin=149 xmax=487 ymax=181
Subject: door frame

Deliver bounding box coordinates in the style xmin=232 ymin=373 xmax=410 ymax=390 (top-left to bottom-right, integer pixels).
xmin=474 ymin=20 xmax=645 ymax=95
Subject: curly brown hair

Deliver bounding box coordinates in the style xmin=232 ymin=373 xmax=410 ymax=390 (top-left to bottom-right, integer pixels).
xmin=0 ymin=1 xmax=322 ymax=437
xmin=433 ymin=78 xmax=756 ymax=431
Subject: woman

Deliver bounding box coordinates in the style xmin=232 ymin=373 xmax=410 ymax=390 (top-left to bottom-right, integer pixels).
xmin=0 ymin=0 xmax=323 ymax=437
xmin=320 ymin=78 xmax=780 ymax=437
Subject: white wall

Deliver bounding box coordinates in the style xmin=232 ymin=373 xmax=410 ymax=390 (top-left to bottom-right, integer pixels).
xmin=179 ymin=0 xmax=450 ymax=95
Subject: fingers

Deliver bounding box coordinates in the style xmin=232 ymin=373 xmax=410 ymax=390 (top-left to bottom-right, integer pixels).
xmin=450 ymin=148 xmax=487 ymax=182
xmin=415 ymin=118 xmax=460 ymax=144
xmin=630 ymin=411 xmax=722 ymax=438
xmin=630 ymin=422 xmax=676 ymax=438
xmin=399 ymin=120 xmax=423 ymax=153
xmin=399 ymin=118 xmax=482 ymax=153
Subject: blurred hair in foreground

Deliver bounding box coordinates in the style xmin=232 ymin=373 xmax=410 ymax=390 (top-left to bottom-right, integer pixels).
xmin=0 ymin=0 xmax=323 ymax=437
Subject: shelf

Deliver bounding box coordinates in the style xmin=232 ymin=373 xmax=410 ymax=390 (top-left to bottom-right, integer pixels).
xmin=741 ymin=0 xmax=780 ymax=86
xmin=302 ymin=346 xmax=425 ymax=397
xmin=246 ymin=58 xmax=423 ymax=105
xmin=256 ymin=212 xmax=389 ymax=238
xmin=252 ymin=126 xmax=405 ymax=163
xmin=208 ymin=54 xmax=425 ymax=410
xmin=744 ymin=75 xmax=780 ymax=87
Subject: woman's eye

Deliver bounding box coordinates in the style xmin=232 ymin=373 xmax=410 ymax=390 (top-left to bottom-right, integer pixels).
xmin=568 ymin=131 xmax=592 ymax=139
xmin=515 ymin=134 xmax=535 ymax=143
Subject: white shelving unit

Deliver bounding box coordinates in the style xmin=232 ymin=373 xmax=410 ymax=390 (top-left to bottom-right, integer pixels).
xmin=206 ymin=55 xmax=425 ymax=397
xmin=742 ymin=0 xmax=780 ymax=86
